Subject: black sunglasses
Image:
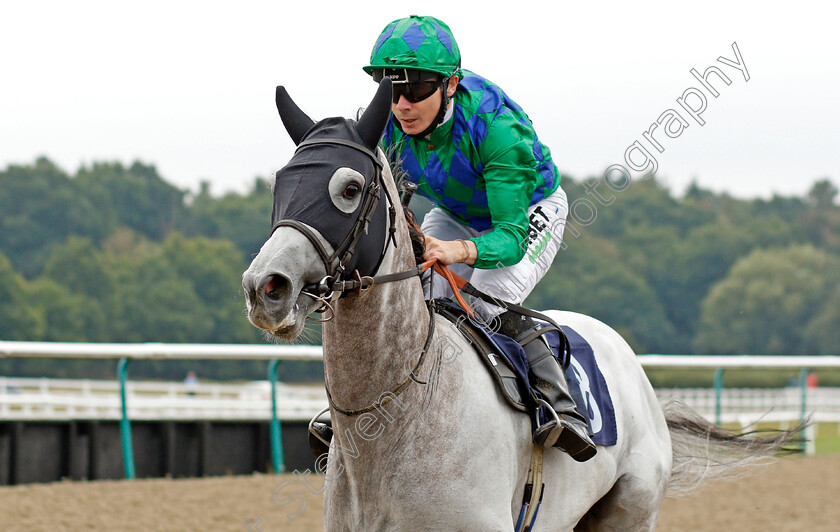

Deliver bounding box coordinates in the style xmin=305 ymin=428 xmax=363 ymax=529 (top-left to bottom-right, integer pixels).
xmin=391 ymin=79 xmax=445 ymax=104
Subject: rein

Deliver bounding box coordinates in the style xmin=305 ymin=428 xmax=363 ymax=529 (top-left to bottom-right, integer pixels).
xmin=322 ymin=251 xmax=552 ymax=532
xmin=282 ymin=137 xmax=565 ymax=417
xmin=321 ymin=231 xmax=568 ymax=416
xmin=325 ymin=294 xmax=437 ymax=417
xmin=301 ymin=151 xmax=553 ymax=530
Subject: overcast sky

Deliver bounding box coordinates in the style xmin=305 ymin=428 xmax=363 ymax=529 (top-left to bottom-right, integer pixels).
xmin=2 ymin=0 xmax=838 ymax=199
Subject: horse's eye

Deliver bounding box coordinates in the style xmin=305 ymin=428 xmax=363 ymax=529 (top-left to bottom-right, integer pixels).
xmin=343 ymin=184 xmax=361 ymax=199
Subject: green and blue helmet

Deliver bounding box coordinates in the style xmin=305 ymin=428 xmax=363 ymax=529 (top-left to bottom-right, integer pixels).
xmin=364 ymin=15 xmax=462 ymax=81
xmin=364 ymin=16 xmax=462 ymax=138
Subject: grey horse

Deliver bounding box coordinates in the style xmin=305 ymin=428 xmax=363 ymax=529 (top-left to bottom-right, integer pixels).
xmin=243 ymin=79 xmax=799 ymax=531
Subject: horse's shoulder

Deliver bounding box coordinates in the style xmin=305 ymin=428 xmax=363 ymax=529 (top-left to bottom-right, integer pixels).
xmin=432 ymin=313 xmax=485 ymax=357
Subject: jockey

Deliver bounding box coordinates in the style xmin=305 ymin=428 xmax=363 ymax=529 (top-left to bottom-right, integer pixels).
xmin=364 ymin=15 xmax=596 ymax=462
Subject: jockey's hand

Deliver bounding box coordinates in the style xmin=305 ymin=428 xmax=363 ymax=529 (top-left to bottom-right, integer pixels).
xmin=423 ymin=236 xmax=477 ymax=266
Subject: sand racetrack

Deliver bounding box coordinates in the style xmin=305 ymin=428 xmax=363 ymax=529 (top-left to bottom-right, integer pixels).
xmin=1 ymin=454 xmax=837 ymax=531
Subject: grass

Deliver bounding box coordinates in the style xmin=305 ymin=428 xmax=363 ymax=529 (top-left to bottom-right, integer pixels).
xmin=815 ymin=423 xmax=840 ymax=454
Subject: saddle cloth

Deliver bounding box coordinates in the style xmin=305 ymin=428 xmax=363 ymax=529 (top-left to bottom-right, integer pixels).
xmin=434 ymin=299 xmax=617 ymax=446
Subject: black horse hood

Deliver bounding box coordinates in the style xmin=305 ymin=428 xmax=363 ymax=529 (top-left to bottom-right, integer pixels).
xmin=270 ymin=80 xmax=393 ymax=277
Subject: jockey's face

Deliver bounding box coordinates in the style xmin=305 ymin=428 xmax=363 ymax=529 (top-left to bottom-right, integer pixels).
xmin=392 ymin=76 xmax=458 ymax=136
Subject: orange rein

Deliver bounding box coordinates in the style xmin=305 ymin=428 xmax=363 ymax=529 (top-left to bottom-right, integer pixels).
xmin=410 ymin=216 xmax=474 ymax=317
xmin=418 ymin=259 xmax=474 ymax=318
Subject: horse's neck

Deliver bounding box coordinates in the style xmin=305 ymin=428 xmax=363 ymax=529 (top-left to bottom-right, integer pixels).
xmin=321 ymin=188 xmax=430 ymax=419
xmin=321 ymin=274 xmax=428 ymax=405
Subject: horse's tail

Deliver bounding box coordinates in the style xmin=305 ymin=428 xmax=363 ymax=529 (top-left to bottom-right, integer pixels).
xmin=663 ymin=400 xmax=805 ymax=496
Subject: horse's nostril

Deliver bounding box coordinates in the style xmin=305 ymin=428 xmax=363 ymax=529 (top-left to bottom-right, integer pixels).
xmin=263 ymin=274 xmax=289 ymax=302
xmin=242 ymin=273 xmax=259 ymax=305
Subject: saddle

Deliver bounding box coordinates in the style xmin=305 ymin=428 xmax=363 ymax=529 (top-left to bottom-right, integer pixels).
xmin=307 ymin=251 xmax=619 ymax=458
xmin=434 ymin=299 xmax=617 ymax=445
xmin=306 ymin=300 xmax=535 ymax=458
xmin=306 ymin=299 xmax=617 ymax=457
xmin=433 ymin=299 xmax=535 ymax=413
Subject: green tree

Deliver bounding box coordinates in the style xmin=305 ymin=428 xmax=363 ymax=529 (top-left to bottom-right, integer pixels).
xmin=807 ymin=178 xmax=838 ymax=209
xmin=75 ymin=161 xmax=186 ymax=241
xmin=802 ymin=179 xmax=840 ymax=251
xmin=579 ymin=176 xmax=708 ymax=239
xmin=41 ymin=236 xmax=113 ymax=300
xmin=0 ymin=158 xmax=107 ymax=276
xmin=159 ymin=233 xmax=259 ymax=343
xmin=526 ymin=234 xmax=677 ymax=353
xmin=694 ymin=245 xmax=840 ymax=354
xmin=101 ymin=227 xmax=156 ymax=259
xmin=27 ymin=278 xmax=107 ymax=342
xmin=108 ymin=248 xmax=214 ymax=343
xmin=102 ymin=232 xmax=259 ymax=344
xmin=662 ymin=222 xmax=757 ymax=341
xmin=0 ymin=252 xmax=43 ymax=340
xmin=185 ymin=178 xmax=274 ymax=262
xmin=803 ymin=284 xmax=840 ymax=355
xmin=605 ymin=177 xmax=803 ymax=350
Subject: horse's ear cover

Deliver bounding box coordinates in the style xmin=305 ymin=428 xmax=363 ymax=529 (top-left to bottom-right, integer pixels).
xmin=356 ymin=78 xmax=393 ymax=150
xmin=275 ymin=86 xmax=316 ymax=145
xmin=271 ymin=81 xmax=392 ymax=277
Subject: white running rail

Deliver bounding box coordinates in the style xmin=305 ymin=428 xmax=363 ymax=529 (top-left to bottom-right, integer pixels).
xmin=0 ymin=377 xmax=327 ymax=421
xmin=2 ymin=343 xmax=839 ymax=452
xmin=2 ymin=376 xmax=838 ymax=424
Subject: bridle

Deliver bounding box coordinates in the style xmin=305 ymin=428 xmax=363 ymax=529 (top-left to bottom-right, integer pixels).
xmin=268 ymin=135 xmax=440 ymax=417
xmin=270 ymin=137 xmax=421 ymax=321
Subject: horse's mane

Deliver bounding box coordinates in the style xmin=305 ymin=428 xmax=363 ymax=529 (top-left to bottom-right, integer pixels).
xmin=383 ymin=143 xmax=425 ymax=265
xmin=404 ymin=207 xmax=426 ymax=265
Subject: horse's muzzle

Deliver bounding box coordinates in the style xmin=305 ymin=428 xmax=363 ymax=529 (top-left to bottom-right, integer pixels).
xmin=243 ymin=271 xmax=298 ymax=334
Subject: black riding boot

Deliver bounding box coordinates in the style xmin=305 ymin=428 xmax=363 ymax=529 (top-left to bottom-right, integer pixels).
xmin=498 ymin=311 xmax=597 ymax=462
xmin=308 ymin=420 xmax=333 ymax=458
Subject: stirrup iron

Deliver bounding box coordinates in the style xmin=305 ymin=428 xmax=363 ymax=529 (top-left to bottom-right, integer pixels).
xmin=308 ymin=406 xmax=333 ymax=458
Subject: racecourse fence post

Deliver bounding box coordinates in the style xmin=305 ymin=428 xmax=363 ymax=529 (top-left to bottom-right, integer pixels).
xmin=117 ymin=357 xmax=136 ymax=480
xmin=713 ymin=367 xmax=725 ymax=426
xmin=267 ymin=359 xmax=286 ymax=473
